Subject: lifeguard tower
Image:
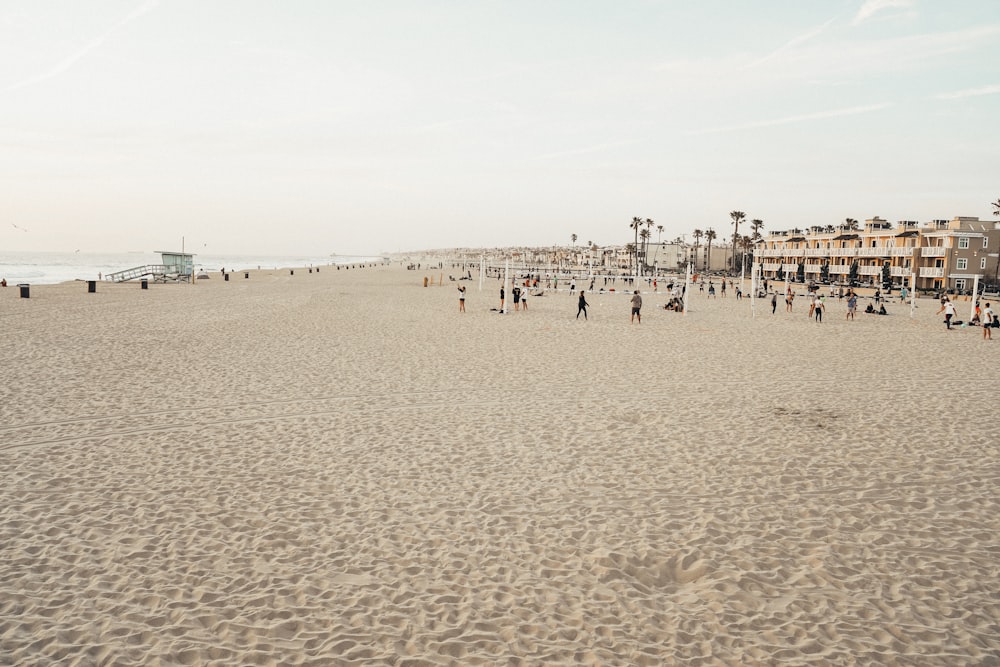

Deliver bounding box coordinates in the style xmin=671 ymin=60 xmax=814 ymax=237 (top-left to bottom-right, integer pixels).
xmin=106 ymin=251 xmax=195 ymax=283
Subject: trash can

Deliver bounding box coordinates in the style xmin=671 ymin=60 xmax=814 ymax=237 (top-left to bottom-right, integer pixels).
xmin=224 ymin=273 xmax=230 ymax=282
xmin=87 ymin=280 xmax=96 ymax=293
xmin=141 ymin=279 xmax=148 ymax=290
xmin=244 ymin=272 xmax=249 ymax=279
xmin=18 ymin=284 xmax=29 ymax=298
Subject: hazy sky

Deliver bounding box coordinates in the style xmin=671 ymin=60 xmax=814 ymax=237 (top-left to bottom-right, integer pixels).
xmin=2 ymin=0 xmax=998 ymax=255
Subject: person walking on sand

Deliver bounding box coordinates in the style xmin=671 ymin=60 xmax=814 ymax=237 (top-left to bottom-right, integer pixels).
xmin=631 ymin=290 xmax=642 ymax=323
xmin=814 ymin=295 xmax=824 ymax=323
xmin=577 ymin=290 xmax=589 ymax=320
xmin=458 ymin=285 xmax=466 ymax=312
xmin=984 ymin=303 xmax=994 ymax=340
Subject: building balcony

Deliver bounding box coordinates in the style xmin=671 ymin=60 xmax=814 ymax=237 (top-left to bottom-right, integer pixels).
xmin=829 ymin=248 xmax=857 ymax=257
xmin=758 ymin=246 xmax=916 ymax=259
xmin=921 ymin=247 xmax=947 ymax=257
xmin=920 ymin=267 xmax=945 ymax=278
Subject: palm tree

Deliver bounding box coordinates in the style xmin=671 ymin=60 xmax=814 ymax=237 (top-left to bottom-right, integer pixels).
xmin=705 ymin=228 xmax=717 ymax=271
xmin=657 ymin=224 xmax=664 ymax=243
xmin=692 ymin=229 xmax=703 ymax=270
xmin=643 ymin=219 xmax=654 ymax=275
xmin=750 ymin=219 xmax=764 ymax=241
xmin=739 ymin=234 xmax=754 ymax=274
xmin=824 ymin=224 xmax=836 ymax=233
xmin=845 ymin=218 xmax=859 ymax=231
xmin=729 ymin=210 xmax=746 ymax=273
xmin=624 ymin=243 xmax=636 ymax=270
xmin=639 ymin=228 xmax=651 ymax=272
xmin=571 ymin=233 xmax=577 ymax=246
xmin=629 ymin=217 xmax=643 ymax=273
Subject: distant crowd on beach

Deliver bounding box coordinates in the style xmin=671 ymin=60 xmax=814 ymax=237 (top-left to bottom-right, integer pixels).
xmin=441 ymin=266 xmax=997 ymax=338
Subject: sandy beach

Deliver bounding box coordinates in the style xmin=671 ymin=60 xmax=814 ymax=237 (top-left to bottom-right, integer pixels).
xmin=1 ymin=264 xmax=998 ymax=666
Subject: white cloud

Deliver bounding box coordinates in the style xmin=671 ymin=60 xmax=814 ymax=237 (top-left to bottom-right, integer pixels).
xmin=4 ymin=0 xmax=159 ymax=94
xmin=689 ymin=103 xmax=891 ymax=135
xmin=742 ymin=17 xmax=837 ymax=70
xmin=934 ymin=84 xmax=1000 ymax=100
xmin=853 ymin=0 xmax=915 ymax=25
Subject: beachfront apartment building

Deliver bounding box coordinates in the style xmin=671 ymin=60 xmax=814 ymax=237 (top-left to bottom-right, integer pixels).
xmin=643 ymin=242 xmax=728 ymax=273
xmin=755 ymin=216 xmax=1000 ymax=293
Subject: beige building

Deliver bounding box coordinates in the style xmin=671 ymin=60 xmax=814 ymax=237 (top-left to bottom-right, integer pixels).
xmin=756 ymin=216 xmax=1000 ymax=293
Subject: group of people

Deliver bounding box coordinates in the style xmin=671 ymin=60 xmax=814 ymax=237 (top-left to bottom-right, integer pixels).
xmin=462 ymin=276 xmax=997 ymax=339
xmin=765 ymin=286 xmax=889 ymax=322
xmin=576 ymin=289 xmax=643 ymax=322
xmin=938 ymin=296 xmax=996 ymax=338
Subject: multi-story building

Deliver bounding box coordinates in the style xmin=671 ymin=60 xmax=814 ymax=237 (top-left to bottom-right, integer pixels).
xmin=756 ymin=216 xmax=1000 ymax=293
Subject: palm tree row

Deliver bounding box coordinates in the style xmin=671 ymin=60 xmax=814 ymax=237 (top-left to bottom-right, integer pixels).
xmin=628 ymin=216 xmax=655 ymax=274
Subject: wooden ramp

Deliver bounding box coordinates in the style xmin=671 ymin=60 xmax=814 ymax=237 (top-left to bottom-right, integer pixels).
xmin=106 ymin=264 xmax=187 ymax=283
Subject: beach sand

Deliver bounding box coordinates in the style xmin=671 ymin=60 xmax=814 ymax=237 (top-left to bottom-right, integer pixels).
xmin=1 ymin=266 xmax=998 ymax=665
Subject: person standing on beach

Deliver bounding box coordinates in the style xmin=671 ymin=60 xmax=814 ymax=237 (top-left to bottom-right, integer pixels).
xmin=577 ymin=291 xmax=589 ymax=320
xmin=499 ymin=286 xmax=505 ymax=311
xmin=771 ymin=292 xmax=777 ymax=314
xmin=943 ymin=299 xmax=956 ymax=329
xmin=631 ymin=290 xmax=642 ymax=323
xmin=814 ymin=295 xmax=824 ymax=323
xmin=847 ymin=292 xmax=857 ymax=320
xmin=458 ymin=285 xmax=466 ymax=312
xmin=983 ymin=303 xmax=994 ymax=340
xmin=720 ymin=280 xmax=726 ymax=298
xmin=785 ymin=289 xmax=794 ymax=312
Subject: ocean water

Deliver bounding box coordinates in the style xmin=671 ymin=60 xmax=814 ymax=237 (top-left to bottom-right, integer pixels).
xmin=0 ymin=251 xmax=385 ymax=285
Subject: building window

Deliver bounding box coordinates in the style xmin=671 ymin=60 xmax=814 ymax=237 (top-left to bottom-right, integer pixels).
xmin=956 ymin=258 xmax=968 ymax=270
xmin=984 ymin=237 xmax=990 ymax=249
xmin=956 ymin=279 xmax=966 ymax=291
xmin=982 ymin=257 xmax=988 ymax=270
xmin=958 ymin=237 xmax=970 ymax=249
